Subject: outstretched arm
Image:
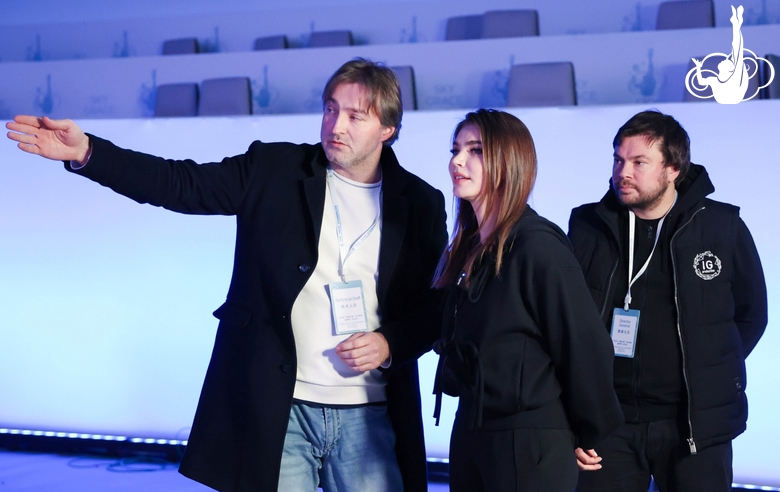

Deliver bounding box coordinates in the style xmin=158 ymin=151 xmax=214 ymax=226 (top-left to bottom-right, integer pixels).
xmin=6 ymin=115 xmax=91 ymax=164
xmin=691 ymin=58 xmax=711 ymax=87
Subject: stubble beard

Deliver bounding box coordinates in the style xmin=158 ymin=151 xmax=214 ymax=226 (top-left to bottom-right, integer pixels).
xmin=614 ymin=168 xmax=672 ymax=212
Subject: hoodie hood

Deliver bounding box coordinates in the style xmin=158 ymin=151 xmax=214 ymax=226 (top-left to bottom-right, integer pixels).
xmin=462 ymin=206 xmax=571 ymax=302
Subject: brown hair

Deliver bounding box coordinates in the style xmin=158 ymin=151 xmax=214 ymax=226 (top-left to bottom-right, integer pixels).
xmin=433 ymin=109 xmax=537 ymax=288
xmin=322 ymin=58 xmax=403 ymax=145
xmin=613 ymin=110 xmax=690 ymax=184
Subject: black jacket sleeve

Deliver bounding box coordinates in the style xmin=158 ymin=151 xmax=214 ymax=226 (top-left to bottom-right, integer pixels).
xmin=66 ymin=134 xmax=264 ymax=216
xmin=521 ymin=230 xmax=623 ymax=449
xmin=731 ymin=217 xmax=767 ymax=357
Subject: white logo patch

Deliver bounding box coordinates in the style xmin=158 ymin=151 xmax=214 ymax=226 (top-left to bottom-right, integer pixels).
xmin=693 ymin=251 xmax=722 ymax=280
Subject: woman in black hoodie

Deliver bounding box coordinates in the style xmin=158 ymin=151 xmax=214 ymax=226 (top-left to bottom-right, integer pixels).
xmin=432 ymin=109 xmax=623 ymax=492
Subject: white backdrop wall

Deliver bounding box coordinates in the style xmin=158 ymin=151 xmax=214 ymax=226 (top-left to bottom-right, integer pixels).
xmin=1 ymin=102 xmax=779 ymax=485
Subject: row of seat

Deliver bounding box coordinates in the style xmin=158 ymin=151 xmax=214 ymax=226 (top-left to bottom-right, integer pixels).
xmin=161 ymin=0 xmax=718 ymax=56
xmin=155 ymin=77 xmax=252 ymax=117
xmin=154 ymin=66 xmax=417 ymax=117
xmin=162 ymin=30 xmax=355 ymax=55
xmin=154 ymin=52 xmax=779 ymax=118
xmin=446 ymin=0 xmax=715 ymax=41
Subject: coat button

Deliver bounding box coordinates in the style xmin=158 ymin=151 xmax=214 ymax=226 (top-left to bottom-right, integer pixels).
xmin=281 ymin=364 xmax=292 ymax=373
xmin=299 ymin=264 xmax=311 ymax=272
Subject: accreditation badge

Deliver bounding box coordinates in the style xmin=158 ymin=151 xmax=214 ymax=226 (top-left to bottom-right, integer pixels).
xmin=328 ymin=280 xmax=369 ymax=335
xmin=611 ymin=308 xmax=640 ymax=358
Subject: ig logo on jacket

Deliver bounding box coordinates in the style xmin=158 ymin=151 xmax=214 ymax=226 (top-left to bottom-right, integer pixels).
xmin=693 ymin=251 xmax=722 ymax=280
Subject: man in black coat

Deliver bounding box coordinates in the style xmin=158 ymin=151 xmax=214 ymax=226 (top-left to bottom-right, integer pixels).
xmin=569 ymin=110 xmax=767 ymax=492
xmin=6 ymin=59 xmax=447 ymax=492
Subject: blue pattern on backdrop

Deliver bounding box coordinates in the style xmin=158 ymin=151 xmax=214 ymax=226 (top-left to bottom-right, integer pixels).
xmin=113 ymin=31 xmax=131 ymax=58
xmin=27 ymin=35 xmax=43 ymax=61
xmin=400 ymin=16 xmax=419 ymax=43
xmin=629 ymin=48 xmax=658 ymax=101
xmin=425 ymin=84 xmax=467 ymax=109
xmin=201 ymin=27 xmax=222 ymax=53
xmin=622 ymin=3 xmax=643 ymax=32
xmin=304 ymin=86 xmax=324 ymax=113
xmin=745 ymin=0 xmax=780 ymax=25
xmin=252 ymin=65 xmax=277 ymax=113
xmin=576 ymin=78 xmax=598 ymax=105
xmin=479 ymin=55 xmax=515 ymax=108
xmin=298 ymin=22 xmax=316 ymax=48
xmin=139 ymin=70 xmax=158 ymax=116
xmin=84 ymin=95 xmax=116 ymax=117
xmin=35 ymin=75 xmax=54 ymax=115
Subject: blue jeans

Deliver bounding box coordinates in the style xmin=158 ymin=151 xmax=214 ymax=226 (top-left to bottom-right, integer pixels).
xmin=277 ymin=401 xmax=403 ymax=492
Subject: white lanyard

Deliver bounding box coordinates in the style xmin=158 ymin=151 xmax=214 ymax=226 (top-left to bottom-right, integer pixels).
xmin=624 ymin=192 xmax=677 ymax=311
xmin=326 ymin=167 xmax=381 ymax=283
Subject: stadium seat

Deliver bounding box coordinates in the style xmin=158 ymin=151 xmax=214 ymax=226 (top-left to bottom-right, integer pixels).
xmin=507 ymin=62 xmax=577 ymax=107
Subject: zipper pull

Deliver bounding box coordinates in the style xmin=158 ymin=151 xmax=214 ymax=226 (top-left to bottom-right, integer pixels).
xmin=687 ymin=438 xmax=697 ymax=454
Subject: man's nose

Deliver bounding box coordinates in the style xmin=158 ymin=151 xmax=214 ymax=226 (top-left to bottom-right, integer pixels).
xmin=615 ymin=162 xmax=630 ymax=178
xmin=331 ymin=112 xmax=348 ymax=134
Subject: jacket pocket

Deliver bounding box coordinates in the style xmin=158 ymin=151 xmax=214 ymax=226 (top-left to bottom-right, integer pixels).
xmin=213 ymin=301 xmax=253 ymax=328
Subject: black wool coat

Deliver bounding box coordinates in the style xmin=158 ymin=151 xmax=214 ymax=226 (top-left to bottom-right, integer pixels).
xmin=68 ymin=135 xmax=448 ymax=492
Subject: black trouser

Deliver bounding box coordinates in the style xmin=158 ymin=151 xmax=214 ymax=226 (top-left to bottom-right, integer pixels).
xmin=449 ymin=420 xmax=578 ymax=492
xmin=577 ymin=419 xmax=733 ymax=492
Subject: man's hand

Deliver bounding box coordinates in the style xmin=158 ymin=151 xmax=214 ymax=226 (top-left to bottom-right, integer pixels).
xmin=6 ymin=115 xmax=90 ymax=163
xmin=575 ymin=447 xmax=603 ymax=471
xmin=335 ymin=332 xmax=390 ymax=372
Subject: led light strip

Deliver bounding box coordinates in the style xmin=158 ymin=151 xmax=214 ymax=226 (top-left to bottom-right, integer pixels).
xmin=0 ymin=428 xmax=187 ymax=446
xmin=4 ymin=430 xmax=775 ymax=491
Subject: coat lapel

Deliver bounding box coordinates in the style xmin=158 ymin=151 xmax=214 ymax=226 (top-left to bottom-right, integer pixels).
xmin=301 ymin=147 xmax=328 ymax=256
xmin=377 ymin=147 xmax=408 ymax=306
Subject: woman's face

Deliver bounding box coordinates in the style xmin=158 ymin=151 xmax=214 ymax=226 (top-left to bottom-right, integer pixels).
xmin=449 ymin=123 xmax=485 ymax=208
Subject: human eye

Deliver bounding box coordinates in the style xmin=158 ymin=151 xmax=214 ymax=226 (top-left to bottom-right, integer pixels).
xmin=470 ymin=147 xmax=483 ymax=155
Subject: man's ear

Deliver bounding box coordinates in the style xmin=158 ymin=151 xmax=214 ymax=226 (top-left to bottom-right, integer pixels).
xmin=380 ymin=126 xmax=395 ymax=143
xmin=668 ymin=165 xmax=681 ymax=184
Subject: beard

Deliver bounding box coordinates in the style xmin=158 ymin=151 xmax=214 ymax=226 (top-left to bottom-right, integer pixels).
xmin=613 ymin=168 xmax=673 ymax=212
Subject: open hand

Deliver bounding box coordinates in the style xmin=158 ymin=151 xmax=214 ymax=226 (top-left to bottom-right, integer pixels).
xmin=6 ymin=115 xmax=90 ymax=163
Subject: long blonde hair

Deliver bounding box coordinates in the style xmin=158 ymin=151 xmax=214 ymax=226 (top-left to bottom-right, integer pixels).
xmin=433 ymin=109 xmax=537 ymax=288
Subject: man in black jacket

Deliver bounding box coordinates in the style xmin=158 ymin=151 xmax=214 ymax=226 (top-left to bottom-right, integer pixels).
xmin=569 ymin=110 xmax=767 ymax=492
xmin=6 ymin=59 xmax=447 ymax=492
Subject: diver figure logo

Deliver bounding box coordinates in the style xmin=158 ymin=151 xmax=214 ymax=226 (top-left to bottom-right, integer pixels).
xmin=685 ymin=5 xmax=775 ymax=104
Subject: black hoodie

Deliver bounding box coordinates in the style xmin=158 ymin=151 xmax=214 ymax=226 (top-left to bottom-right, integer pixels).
xmin=433 ymin=207 xmax=623 ymax=450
